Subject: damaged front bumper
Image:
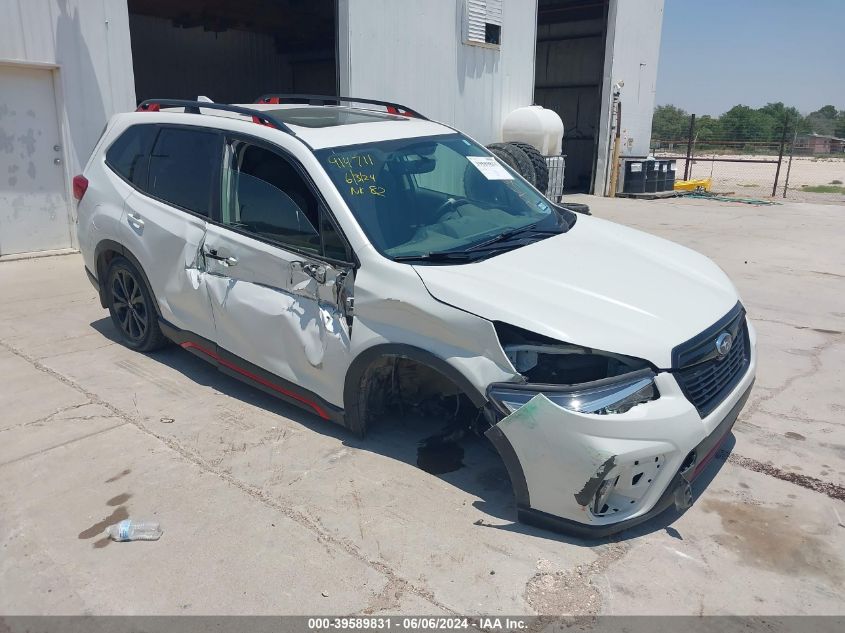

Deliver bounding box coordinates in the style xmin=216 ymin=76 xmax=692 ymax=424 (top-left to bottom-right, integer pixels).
xmin=485 ymin=353 xmax=756 ymax=538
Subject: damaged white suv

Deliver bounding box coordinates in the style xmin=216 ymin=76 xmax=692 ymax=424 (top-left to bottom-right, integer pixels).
xmin=75 ymin=95 xmax=756 ymax=536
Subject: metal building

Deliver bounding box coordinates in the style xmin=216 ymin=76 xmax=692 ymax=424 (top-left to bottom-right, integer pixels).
xmin=0 ymin=0 xmax=663 ymax=257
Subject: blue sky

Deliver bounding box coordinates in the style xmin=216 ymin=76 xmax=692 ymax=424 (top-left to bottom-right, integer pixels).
xmin=656 ymin=0 xmax=845 ymax=116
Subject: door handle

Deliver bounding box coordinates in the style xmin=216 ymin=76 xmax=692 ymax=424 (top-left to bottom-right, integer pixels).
xmin=127 ymin=212 xmax=144 ymax=229
xmin=204 ymin=248 xmax=238 ymax=267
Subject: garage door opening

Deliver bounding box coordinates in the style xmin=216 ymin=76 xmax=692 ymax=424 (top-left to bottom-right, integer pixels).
xmin=128 ymin=0 xmax=338 ymax=105
xmin=534 ymin=0 xmax=609 ymax=193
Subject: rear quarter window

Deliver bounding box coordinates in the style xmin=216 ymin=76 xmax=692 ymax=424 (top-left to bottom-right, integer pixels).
xmin=105 ymin=124 xmax=158 ymax=188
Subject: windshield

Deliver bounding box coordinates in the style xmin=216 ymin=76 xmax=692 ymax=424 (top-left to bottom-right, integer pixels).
xmin=315 ymin=134 xmax=572 ymax=261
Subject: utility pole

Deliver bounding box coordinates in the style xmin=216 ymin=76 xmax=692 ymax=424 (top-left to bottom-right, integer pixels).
xmin=683 ymin=114 xmax=696 ymax=181
xmin=772 ymin=116 xmax=789 ymax=197
xmin=782 ymin=129 xmax=798 ymax=198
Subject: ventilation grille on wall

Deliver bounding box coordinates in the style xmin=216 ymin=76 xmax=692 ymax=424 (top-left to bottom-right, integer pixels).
xmin=464 ymin=0 xmax=503 ymax=46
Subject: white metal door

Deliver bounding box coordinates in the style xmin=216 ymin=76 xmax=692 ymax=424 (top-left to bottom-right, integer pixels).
xmin=0 ymin=65 xmax=70 ymax=256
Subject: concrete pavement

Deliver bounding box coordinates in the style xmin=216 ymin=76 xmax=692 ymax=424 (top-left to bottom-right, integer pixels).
xmin=1 ymin=195 xmax=843 ymax=615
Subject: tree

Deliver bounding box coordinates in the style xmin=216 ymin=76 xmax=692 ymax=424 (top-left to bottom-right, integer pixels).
xmin=651 ymin=105 xmax=689 ymax=140
xmin=756 ymin=102 xmax=803 ymax=140
xmin=718 ymin=105 xmax=772 ymax=142
xmin=835 ymin=111 xmax=845 ymax=139
xmin=693 ymin=114 xmax=721 ymax=142
xmin=651 ymin=102 xmax=841 ymax=143
xmin=806 ymin=105 xmax=839 ymax=135
xmin=816 ymin=105 xmax=838 ymax=119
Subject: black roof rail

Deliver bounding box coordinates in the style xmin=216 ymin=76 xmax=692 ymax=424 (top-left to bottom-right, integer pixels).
xmin=135 ymin=99 xmax=297 ymax=136
xmin=255 ymin=93 xmax=428 ymax=120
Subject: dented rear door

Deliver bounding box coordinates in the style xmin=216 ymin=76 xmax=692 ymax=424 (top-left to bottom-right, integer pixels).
xmin=120 ymin=189 xmax=216 ymax=341
xmin=118 ymin=124 xmax=223 ymax=342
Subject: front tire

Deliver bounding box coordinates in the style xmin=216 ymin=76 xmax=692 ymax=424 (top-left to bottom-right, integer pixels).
xmin=105 ymin=256 xmax=168 ymax=352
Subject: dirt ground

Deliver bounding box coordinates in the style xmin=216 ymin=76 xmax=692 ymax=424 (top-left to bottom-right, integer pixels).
xmin=657 ymin=153 xmax=845 ymax=203
xmin=0 ymin=195 xmax=843 ymax=616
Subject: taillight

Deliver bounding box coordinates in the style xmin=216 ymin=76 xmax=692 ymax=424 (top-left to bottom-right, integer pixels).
xmin=72 ymin=175 xmax=89 ymax=201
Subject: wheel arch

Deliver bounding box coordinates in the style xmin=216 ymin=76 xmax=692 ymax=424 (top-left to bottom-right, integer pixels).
xmin=343 ymin=343 xmax=488 ymax=437
xmin=94 ymin=239 xmax=161 ymax=316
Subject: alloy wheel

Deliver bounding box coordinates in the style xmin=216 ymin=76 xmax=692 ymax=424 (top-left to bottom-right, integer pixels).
xmin=111 ymin=269 xmax=148 ymax=341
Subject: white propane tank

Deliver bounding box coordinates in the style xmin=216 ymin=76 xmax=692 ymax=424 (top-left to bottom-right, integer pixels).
xmin=502 ymin=106 xmax=564 ymax=156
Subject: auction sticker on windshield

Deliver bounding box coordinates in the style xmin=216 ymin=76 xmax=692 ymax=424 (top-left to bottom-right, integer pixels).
xmin=467 ymin=156 xmax=513 ymax=180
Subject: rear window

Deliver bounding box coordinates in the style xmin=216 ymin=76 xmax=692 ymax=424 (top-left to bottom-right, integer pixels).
xmin=147 ymin=128 xmax=221 ymax=217
xmin=105 ymin=125 xmax=158 ymax=187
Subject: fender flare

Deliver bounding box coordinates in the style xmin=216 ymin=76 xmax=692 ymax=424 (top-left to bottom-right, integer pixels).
xmin=93 ymin=239 xmax=160 ymax=316
xmin=343 ymin=343 xmax=488 ymax=437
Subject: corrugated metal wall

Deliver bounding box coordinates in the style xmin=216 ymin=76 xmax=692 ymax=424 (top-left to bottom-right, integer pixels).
xmin=339 ymin=0 xmax=537 ymax=146
xmin=0 ymin=0 xmax=135 ymax=179
xmin=129 ymin=14 xmax=299 ymax=104
xmin=535 ymin=17 xmax=606 ymax=191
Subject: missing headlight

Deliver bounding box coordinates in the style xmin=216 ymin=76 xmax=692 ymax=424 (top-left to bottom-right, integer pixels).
xmin=491 ymin=322 xmax=659 ymax=415
xmin=495 ymin=322 xmax=653 ymax=384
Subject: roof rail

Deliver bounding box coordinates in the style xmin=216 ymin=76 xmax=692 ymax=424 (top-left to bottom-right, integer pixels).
xmin=135 ymin=99 xmax=296 ymax=135
xmin=255 ymin=94 xmax=428 ymax=120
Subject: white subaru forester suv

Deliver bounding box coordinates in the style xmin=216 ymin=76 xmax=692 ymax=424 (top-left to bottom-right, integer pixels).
xmin=75 ymin=95 xmax=756 ymax=537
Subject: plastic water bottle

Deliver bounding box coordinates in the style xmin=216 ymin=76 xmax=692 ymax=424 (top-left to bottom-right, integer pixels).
xmin=105 ymin=519 xmax=163 ymax=542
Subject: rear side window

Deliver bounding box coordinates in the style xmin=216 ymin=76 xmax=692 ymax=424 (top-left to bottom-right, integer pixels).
xmin=105 ymin=125 xmax=158 ymax=187
xmin=147 ymin=128 xmax=221 ymax=217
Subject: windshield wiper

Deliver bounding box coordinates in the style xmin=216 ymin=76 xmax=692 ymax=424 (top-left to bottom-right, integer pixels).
xmin=467 ymin=224 xmax=562 ymax=252
xmin=392 ymin=251 xmax=474 ymax=263
xmin=391 ymin=224 xmax=564 ymax=263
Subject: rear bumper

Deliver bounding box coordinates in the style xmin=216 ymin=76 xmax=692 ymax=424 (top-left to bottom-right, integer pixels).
xmin=513 ymin=380 xmax=753 ymax=538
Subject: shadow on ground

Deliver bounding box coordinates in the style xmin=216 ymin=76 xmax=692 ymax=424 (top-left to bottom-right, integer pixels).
xmin=90 ymin=317 xmax=737 ymax=547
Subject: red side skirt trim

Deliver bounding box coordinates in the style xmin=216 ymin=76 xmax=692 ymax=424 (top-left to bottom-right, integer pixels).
xmin=180 ymin=342 xmax=330 ymax=420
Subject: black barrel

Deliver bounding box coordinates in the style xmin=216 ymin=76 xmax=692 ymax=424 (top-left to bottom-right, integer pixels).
xmin=623 ymin=160 xmax=646 ymax=193
xmin=666 ymin=160 xmax=677 ymax=191
xmin=644 ymin=160 xmax=658 ymax=193
xmin=653 ymin=160 xmax=666 ymax=191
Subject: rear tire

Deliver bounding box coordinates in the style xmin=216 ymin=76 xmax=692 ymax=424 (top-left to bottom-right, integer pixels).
xmin=105 ymin=256 xmax=168 ymax=352
xmin=506 ymin=142 xmax=549 ymax=194
xmin=486 ymin=142 xmax=536 ymax=186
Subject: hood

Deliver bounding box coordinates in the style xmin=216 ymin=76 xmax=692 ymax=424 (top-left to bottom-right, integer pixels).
xmin=413 ymin=215 xmax=740 ymax=368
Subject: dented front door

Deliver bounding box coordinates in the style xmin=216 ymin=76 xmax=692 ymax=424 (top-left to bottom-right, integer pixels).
xmin=202 ymin=224 xmax=352 ymax=408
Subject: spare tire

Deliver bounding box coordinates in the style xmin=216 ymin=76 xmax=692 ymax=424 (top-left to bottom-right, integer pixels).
xmin=486 ymin=142 xmax=536 ymax=186
xmin=506 ymin=141 xmax=549 ymax=194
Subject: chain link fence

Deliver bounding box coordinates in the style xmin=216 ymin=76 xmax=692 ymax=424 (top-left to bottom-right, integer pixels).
xmin=652 ymin=115 xmax=845 ymax=204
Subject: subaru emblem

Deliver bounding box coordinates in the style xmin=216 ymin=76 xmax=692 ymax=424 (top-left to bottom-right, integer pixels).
xmin=715 ymin=332 xmax=733 ymax=358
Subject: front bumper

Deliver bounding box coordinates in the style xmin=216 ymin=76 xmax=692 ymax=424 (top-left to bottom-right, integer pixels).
xmin=509 ymin=380 xmax=753 ymax=537
xmin=485 ymin=327 xmax=757 ymax=537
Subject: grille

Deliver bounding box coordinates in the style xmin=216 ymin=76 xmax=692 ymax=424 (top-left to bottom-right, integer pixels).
xmin=673 ymin=306 xmax=750 ymax=417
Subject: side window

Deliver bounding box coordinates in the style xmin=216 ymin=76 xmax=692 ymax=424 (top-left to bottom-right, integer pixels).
xmin=320 ymin=210 xmax=350 ymax=261
xmin=105 ymin=124 xmax=158 ymax=188
xmin=147 ymin=128 xmax=220 ymax=216
xmin=224 ymin=143 xmax=323 ymax=255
